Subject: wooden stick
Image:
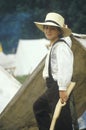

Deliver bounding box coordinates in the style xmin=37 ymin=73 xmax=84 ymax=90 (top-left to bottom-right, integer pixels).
xmin=49 ymin=82 xmax=76 ymax=130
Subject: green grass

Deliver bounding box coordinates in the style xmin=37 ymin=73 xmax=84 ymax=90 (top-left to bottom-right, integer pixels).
xmin=15 ymin=75 xmax=28 ymax=84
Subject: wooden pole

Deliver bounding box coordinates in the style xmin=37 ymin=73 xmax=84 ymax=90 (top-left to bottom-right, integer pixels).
xmin=50 ymin=82 xmax=76 ymax=130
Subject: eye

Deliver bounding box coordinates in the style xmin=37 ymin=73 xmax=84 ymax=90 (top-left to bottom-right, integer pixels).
xmin=50 ymin=26 xmax=56 ymax=30
xmin=43 ymin=25 xmax=48 ymax=29
xmin=43 ymin=26 xmax=56 ymax=30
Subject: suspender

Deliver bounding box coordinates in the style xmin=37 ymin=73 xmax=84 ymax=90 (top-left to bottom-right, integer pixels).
xmin=52 ymin=39 xmax=70 ymax=48
xmin=48 ymin=39 xmax=70 ymax=78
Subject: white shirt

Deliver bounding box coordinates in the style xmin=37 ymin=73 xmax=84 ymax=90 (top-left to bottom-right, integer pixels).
xmin=43 ymin=37 xmax=74 ymax=90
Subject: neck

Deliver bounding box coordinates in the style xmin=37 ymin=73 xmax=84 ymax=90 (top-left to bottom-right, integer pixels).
xmin=50 ymin=38 xmax=59 ymax=46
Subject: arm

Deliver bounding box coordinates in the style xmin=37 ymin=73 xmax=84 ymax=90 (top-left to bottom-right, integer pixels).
xmin=55 ymin=43 xmax=74 ymax=102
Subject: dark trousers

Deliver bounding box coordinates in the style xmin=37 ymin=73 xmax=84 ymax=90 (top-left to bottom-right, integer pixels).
xmin=33 ymin=78 xmax=73 ymax=130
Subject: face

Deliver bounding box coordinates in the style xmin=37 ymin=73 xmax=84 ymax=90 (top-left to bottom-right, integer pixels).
xmin=43 ymin=25 xmax=61 ymax=42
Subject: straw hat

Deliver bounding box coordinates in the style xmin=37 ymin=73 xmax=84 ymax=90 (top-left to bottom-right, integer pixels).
xmin=34 ymin=12 xmax=72 ymax=37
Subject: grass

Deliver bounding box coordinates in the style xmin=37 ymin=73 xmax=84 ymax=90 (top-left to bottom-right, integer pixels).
xmin=15 ymin=75 xmax=28 ymax=84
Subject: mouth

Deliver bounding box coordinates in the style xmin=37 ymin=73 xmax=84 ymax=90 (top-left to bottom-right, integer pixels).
xmin=46 ymin=33 xmax=52 ymax=37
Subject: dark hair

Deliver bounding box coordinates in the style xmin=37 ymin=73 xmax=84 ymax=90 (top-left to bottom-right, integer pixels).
xmin=57 ymin=27 xmax=64 ymax=38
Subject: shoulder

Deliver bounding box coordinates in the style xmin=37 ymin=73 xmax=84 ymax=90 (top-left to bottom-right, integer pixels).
xmin=52 ymin=39 xmax=73 ymax=56
xmin=53 ymin=37 xmax=72 ymax=49
xmin=52 ymin=40 xmax=68 ymax=50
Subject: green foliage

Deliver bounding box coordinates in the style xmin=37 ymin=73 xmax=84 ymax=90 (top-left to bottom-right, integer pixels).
xmin=0 ymin=0 xmax=85 ymax=34
xmin=67 ymin=0 xmax=86 ymax=33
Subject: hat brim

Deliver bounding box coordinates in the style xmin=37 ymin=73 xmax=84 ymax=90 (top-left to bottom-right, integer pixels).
xmin=34 ymin=22 xmax=72 ymax=37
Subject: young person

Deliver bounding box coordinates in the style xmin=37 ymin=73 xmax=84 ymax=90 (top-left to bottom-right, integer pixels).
xmin=33 ymin=12 xmax=74 ymax=130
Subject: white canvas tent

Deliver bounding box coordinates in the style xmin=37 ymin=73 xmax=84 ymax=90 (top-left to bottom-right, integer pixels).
xmin=0 ymin=65 xmax=21 ymax=114
xmin=14 ymin=38 xmax=49 ymax=76
xmin=0 ymin=52 xmax=16 ymax=75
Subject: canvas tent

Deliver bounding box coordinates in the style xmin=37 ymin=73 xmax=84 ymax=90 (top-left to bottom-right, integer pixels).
xmin=72 ymin=33 xmax=86 ymax=49
xmin=0 ymin=39 xmax=49 ymax=76
xmin=0 ymin=65 xmax=21 ymax=114
xmin=0 ymin=52 xmax=16 ymax=75
xmin=14 ymin=38 xmax=49 ymax=76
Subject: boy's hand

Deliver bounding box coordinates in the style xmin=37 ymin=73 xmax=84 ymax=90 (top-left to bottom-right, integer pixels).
xmin=59 ymin=90 xmax=68 ymax=104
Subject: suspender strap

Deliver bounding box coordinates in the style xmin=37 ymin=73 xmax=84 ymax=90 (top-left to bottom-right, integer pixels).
xmin=48 ymin=49 xmax=52 ymax=78
xmin=53 ymin=39 xmax=70 ymax=48
xmin=48 ymin=39 xmax=70 ymax=78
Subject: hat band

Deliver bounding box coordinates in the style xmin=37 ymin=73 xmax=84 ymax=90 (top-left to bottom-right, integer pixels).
xmin=45 ymin=20 xmax=61 ymax=27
